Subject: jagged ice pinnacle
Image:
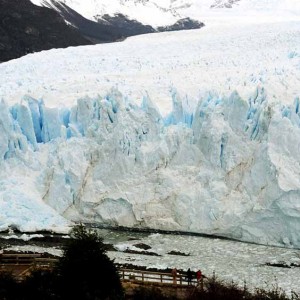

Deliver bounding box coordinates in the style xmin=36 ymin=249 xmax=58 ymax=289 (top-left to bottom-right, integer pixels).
xmin=1 ymin=86 xmax=300 ymax=247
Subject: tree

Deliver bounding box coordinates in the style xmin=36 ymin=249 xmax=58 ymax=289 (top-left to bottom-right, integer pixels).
xmin=56 ymin=224 xmax=124 ymax=300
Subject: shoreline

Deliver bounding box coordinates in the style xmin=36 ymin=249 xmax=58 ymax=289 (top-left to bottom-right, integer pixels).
xmin=1 ymin=223 xmax=298 ymax=251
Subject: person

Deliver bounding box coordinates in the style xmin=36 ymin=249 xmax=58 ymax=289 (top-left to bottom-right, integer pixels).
xmin=186 ymin=268 xmax=192 ymax=285
xmin=171 ymin=267 xmax=177 ymax=285
xmin=196 ymin=269 xmax=202 ymax=283
xmin=196 ymin=269 xmax=205 ymax=290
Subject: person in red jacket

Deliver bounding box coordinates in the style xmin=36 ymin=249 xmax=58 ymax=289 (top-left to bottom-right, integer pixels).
xmin=196 ymin=269 xmax=204 ymax=290
xmin=196 ymin=269 xmax=202 ymax=282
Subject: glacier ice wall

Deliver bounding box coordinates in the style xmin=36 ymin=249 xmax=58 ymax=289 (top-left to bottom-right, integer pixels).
xmin=1 ymin=88 xmax=300 ymax=247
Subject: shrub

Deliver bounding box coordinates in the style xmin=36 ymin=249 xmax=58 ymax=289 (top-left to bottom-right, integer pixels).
xmin=253 ymin=285 xmax=290 ymax=300
xmin=187 ymin=272 xmax=298 ymax=300
xmin=56 ymin=224 xmax=124 ymax=300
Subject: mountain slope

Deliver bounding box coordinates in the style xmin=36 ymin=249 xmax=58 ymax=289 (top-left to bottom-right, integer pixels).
xmin=36 ymin=0 xmax=203 ymax=40
xmin=0 ymin=0 xmax=204 ymax=62
xmin=0 ymin=0 xmax=91 ymax=63
xmin=32 ymin=0 xmax=183 ymax=27
xmin=40 ymin=1 xmax=156 ymax=43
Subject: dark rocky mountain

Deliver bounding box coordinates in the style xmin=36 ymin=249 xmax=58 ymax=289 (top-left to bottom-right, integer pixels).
xmin=0 ymin=0 xmax=91 ymax=63
xmin=157 ymin=18 xmax=204 ymax=32
xmin=41 ymin=1 xmax=204 ymax=42
xmin=0 ymin=0 xmax=204 ymax=63
xmin=43 ymin=1 xmax=155 ymax=43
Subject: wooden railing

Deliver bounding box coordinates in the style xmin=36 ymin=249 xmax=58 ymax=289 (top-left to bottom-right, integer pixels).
xmin=119 ymin=268 xmax=200 ymax=287
xmin=0 ymin=253 xmax=58 ymax=267
xmin=0 ymin=254 xmax=203 ymax=288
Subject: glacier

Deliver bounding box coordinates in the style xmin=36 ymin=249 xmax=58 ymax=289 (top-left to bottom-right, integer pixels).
xmin=1 ymin=1 xmax=300 ymax=248
xmin=1 ymin=86 xmax=300 ymax=247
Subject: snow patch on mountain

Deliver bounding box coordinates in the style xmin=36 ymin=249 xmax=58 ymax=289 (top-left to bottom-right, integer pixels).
xmin=31 ymin=0 xmax=180 ymax=26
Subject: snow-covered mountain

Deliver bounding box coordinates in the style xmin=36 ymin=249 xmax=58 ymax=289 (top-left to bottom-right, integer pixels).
xmin=30 ymin=0 xmax=300 ymax=26
xmin=0 ymin=0 xmax=204 ymax=63
xmin=0 ymin=0 xmax=300 ymax=247
xmin=31 ymin=0 xmax=192 ymax=27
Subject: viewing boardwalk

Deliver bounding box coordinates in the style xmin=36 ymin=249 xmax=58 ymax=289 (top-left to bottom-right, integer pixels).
xmin=0 ymin=253 xmax=203 ymax=287
xmin=0 ymin=253 xmax=204 ymax=299
xmin=120 ymin=268 xmax=201 ymax=287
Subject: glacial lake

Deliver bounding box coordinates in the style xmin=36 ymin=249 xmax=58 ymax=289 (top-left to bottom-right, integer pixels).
xmin=3 ymin=228 xmax=300 ymax=296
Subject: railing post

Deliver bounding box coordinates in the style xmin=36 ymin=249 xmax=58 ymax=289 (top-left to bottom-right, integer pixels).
xmin=180 ymin=275 xmax=182 ymax=285
xmin=142 ymin=272 xmax=144 ymax=283
xmin=160 ymin=274 xmax=163 ymax=283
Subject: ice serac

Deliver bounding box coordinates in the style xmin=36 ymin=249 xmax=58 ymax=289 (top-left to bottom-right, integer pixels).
xmin=1 ymin=87 xmax=300 ymax=247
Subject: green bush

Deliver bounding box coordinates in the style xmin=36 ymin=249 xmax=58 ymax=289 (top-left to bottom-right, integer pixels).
xmin=56 ymin=224 xmax=124 ymax=300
